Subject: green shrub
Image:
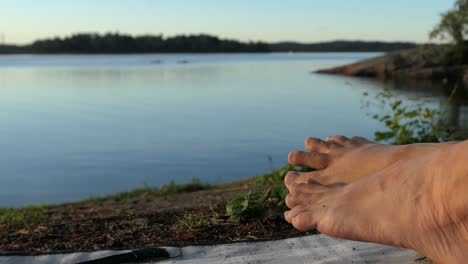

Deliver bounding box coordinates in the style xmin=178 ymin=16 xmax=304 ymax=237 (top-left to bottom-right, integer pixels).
xmin=365 ymin=91 xmax=456 ymax=144
xmin=253 ymin=164 xmax=295 ymax=185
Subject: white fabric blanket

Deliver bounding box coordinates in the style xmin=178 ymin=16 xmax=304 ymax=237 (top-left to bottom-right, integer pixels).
xmin=0 ymin=234 xmax=430 ymax=264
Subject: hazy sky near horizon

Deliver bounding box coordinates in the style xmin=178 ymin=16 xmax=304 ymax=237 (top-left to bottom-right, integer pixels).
xmin=0 ymin=0 xmax=456 ymax=44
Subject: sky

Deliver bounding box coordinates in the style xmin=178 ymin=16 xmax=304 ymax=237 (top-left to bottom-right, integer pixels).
xmin=0 ymin=0 xmax=457 ymax=44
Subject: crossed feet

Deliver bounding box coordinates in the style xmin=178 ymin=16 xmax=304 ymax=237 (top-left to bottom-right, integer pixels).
xmin=284 ymin=136 xmax=467 ymax=264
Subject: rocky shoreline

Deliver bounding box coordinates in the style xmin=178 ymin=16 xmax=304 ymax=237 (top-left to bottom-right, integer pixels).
xmin=317 ymin=45 xmax=468 ymax=86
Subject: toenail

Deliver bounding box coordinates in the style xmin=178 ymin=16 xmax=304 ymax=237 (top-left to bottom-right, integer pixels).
xmin=285 ymin=171 xmax=298 ymax=184
xmin=306 ymin=179 xmax=320 ymax=185
xmin=288 ymin=151 xmax=299 ymax=163
xmin=290 ymin=183 xmax=299 ymax=194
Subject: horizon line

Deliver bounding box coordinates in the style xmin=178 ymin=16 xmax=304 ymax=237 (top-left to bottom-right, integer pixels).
xmin=0 ymin=32 xmax=430 ymax=46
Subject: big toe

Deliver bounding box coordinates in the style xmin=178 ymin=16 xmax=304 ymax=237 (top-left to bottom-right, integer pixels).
xmin=288 ymin=150 xmax=328 ymax=169
xmin=305 ymin=137 xmax=331 ymax=153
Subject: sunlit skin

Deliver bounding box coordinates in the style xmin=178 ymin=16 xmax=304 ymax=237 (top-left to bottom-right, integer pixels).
xmin=285 ymin=135 xmax=457 ymax=186
xmin=284 ymin=136 xmax=468 ymax=264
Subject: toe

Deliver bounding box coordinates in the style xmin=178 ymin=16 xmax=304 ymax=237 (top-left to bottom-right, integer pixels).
xmin=285 ymin=171 xmax=323 ymax=186
xmin=286 ymin=192 xmax=323 ymax=209
xmin=304 ymin=137 xmax=330 ymax=153
xmin=284 ymin=204 xmax=309 ymax=223
xmin=292 ymin=211 xmax=319 ymax=231
xmin=326 ymin=135 xmax=350 ymax=145
xmin=350 ymin=136 xmax=373 ymax=144
xmin=288 ymin=150 xmax=329 ymax=169
xmin=284 ymin=171 xmax=300 ymax=186
xmin=288 ymin=182 xmax=331 ymax=195
xmin=286 ymin=205 xmax=328 ymax=231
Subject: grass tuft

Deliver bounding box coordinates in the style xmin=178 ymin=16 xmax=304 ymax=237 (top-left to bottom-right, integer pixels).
xmin=0 ymin=205 xmax=49 ymax=226
xmin=82 ymin=178 xmax=212 ymax=204
xmin=175 ymin=212 xmax=209 ymax=232
xmin=0 ymin=178 xmax=212 ymax=225
xmin=161 ymin=178 xmax=212 ymax=194
xmin=225 ymin=164 xmax=309 ymax=223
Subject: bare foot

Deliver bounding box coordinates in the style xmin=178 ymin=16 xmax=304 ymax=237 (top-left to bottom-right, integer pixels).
xmin=285 ymin=141 xmax=468 ymax=263
xmin=286 ymin=136 xmax=456 ymax=186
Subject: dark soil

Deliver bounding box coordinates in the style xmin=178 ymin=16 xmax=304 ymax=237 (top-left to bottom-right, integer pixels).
xmin=0 ymin=188 xmax=311 ymax=255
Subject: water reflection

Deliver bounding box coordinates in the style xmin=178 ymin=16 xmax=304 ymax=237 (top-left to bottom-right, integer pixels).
xmin=0 ymin=53 xmax=466 ymax=206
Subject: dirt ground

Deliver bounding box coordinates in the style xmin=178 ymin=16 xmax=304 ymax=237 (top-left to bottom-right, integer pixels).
xmin=0 ymin=187 xmax=312 ymax=255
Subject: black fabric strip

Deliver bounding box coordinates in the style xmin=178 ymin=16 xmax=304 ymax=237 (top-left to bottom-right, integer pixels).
xmin=75 ymin=247 xmax=170 ymax=264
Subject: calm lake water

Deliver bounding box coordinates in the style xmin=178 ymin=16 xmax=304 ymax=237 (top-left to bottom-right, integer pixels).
xmin=0 ymin=53 xmax=465 ymax=206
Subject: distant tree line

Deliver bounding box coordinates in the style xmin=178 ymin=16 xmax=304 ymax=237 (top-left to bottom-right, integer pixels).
xmin=269 ymin=41 xmax=417 ymax=52
xmin=0 ymin=33 xmax=418 ymax=54
xmin=0 ymin=34 xmax=269 ymax=54
xmin=0 ymin=44 xmax=27 ymax=54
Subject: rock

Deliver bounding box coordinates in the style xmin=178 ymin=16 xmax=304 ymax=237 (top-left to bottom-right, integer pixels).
xmin=317 ymin=45 xmax=467 ymax=84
